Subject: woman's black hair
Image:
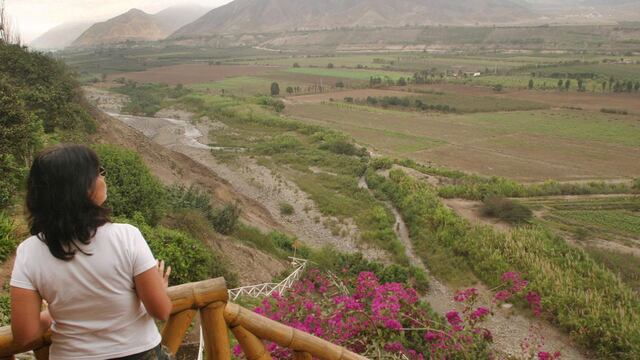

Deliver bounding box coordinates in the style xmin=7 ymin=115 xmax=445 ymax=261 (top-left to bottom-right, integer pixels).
xmin=26 ymin=144 xmax=110 ymax=260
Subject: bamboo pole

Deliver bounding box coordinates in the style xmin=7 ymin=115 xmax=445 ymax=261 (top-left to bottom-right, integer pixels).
xmin=293 ymin=351 xmax=312 ymax=360
xmin=161 ymin=309 xmax=197 ymax=355
xmin=33 ymin=345 xmax=49 ymax=360
xmin=230 ymin=325 xmax=272 ymax=360
xmin=0 ymin=278 xmax=228 ymax=357
xmin=168 ymin=277 xmax=228 ymax=314
xmin=224 ymin=303 xmax=368 ymax=360
xmin=200 ymin=301 xmax=231 ymax=360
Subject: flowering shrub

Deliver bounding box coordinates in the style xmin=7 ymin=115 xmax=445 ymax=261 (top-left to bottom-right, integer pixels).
xmin=235 ymin=269 xmax=557 ymax=359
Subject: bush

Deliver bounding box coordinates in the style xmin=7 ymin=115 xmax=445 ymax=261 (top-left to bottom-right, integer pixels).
xmin=0 ymin=212 xmax=17 ymax=262
xmin=94 ymin=145 xmax=167 ymax=225
xmin=481 ymin=196 xmax=532 ymax=224
xmin=601 ymin=108 xmax=628 ymax=115
xmin=211 ymin=204 xmax=240 ymax=235
xmin=0 ymin=295 xmax=9 ymax=326
xmin=279 ymin=202 xmax=294 ymax=216
xmin=127 ymin=214 xmax=237 ymax=287
xmin=255 ymin=135 xmax=302 ymax=155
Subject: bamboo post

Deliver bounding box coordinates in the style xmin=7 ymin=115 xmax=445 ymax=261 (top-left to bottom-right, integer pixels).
xmin=224 ymin=303 xmax=367 ymax=360
xmin=168 ymin=277 xmax=228 ymax=314
xmin=161 ymin=309 xmax=197 ymax=355
xmin=200 ymin=301 xmax=231 ymax=360
xmin=230 ymin=325 xmax=272 ymax=360
xmin=293 ymin=351 xmax=312 ymax=360
xmin=33 ymin=346 xmax=49 ymax=360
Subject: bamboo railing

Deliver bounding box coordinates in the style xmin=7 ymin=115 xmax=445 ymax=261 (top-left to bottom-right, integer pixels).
xmin=0 ymin=277 xmax=368 ymax=360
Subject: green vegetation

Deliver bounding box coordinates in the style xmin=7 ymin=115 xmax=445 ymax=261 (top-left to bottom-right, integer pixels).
xmin=397 ymin=159 xmax=637 ymax=200
xmin=125 ymin=213 xmax=238 ymax=287
xmin=232 ymin=224 xmax=309 ymax=260
xmin=480 ymin=196 xmax=532 ymax=224
xmin=585 ymin=246 xmax=640 ymax=293
xmin=113 ymin=81 xmax=191 ymax=116
xmin=94 ymin=144 xmax=167 ymax=225
xmin=0 ymin=212 xmax=16 ymax=263
xmin=166 ymin=184 xmax=240 ymax=235
xmin=286 ymin=67 xmax=410 ymax=82
xmin=368 ymin=169 xmax=640 ymax=358
xmin=0 ymin=42 xmax=95 ymax=208
xmin=279 ymin=202 xmax=294 ymax=215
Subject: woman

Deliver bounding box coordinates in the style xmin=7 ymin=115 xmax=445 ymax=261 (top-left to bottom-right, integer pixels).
xmin=10 ymin=144 xmax=173 ymax=359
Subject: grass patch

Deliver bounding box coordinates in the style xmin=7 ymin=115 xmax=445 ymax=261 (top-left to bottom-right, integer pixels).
xmin=286 ymin=67 xmax=411 ymax=81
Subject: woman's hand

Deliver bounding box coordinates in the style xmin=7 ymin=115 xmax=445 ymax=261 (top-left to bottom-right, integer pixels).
xmin=157 ymin=260 xmax=171 ymax=289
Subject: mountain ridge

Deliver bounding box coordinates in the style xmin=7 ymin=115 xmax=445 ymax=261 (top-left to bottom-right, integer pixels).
xmin=171 ymin=0 xmax=535 ymax=38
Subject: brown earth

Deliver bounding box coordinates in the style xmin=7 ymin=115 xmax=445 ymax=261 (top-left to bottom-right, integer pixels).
xmin=405 ymin=83 xmax=640 ymax=114
xmin=106 ymin=64 xmax=280 ymax=85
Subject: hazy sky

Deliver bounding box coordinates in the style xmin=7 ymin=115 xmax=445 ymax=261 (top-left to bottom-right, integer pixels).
xmin=5 ymin=0 xmax=233 ymax=43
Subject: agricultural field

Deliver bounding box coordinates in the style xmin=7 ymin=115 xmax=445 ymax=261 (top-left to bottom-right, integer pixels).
xmin=284 ymin=100 xmax=640 ymax=181
xmin=520 ymin=195 xmax=640 ymax=291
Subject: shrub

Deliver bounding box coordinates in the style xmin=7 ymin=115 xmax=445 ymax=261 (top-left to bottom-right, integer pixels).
xmin=343 ymin=97 xmax=353 ymax=103
xmin=270 ymin=82 xmax=280 ymax=96
xmin=255 ymin=135 xmax=302 ymax=155
xmin=94 ymin=144 xmax=167 ymax=225
xmin=127 ymin=214 xmax=237 ymax=286
xmin=601 ymin=108 xmax=628 ymax=115
xmin=0 ymin=295 xmax=9 ymax=326
xmin=279 ymin=202 xmax=294 ymax=216
xmin=481 ymin=196 xmax=533 ymax=224
xmin=211 ymin=204 xmax=240 ymax=235
xmin=0 ymin=212 xmax=17 ymax=262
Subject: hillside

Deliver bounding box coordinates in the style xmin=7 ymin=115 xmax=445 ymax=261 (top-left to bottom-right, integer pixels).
xmin=30 ymin=22 xmax=92 ymax=50
xmin=154 ymin=4 xmax=210 ymax=34
xmin=71 ymin=9 xmax=169 ymax=47
xmin=170 ymin=0 xmax=535 ymax=38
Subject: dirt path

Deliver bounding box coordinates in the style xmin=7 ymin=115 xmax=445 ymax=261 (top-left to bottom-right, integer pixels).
xmin=368 ymin=172 xmax=589 ymax=359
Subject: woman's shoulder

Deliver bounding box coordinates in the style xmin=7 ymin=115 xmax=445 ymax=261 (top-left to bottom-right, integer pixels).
xmin=17 ymin=234 xmax=46 ymax=253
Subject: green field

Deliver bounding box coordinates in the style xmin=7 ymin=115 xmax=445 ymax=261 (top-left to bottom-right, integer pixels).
xmin=285 ymin=102 xmax=640 ymax=180
xmin=285 ymin=67 xmax=412 ymax=81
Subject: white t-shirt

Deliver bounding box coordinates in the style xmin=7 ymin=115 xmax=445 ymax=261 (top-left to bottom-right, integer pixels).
xmin=11 ymin=223 xmax=162 ymax=360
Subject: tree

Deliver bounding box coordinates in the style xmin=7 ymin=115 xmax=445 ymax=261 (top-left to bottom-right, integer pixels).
xmin=577 ymin=78 xmax=584 ymax=91
xmin=635 ymin=81 xmax=640 ymax=92
xmin=327 ymin=63 xmax=334 ymax=69
xmin=564 ymin=79 xmax=571 ymax=91
xmin=557 ymin=79 xmax=564 ymax=90
xmin=602 ymin=81 xmax=607 ymax=93
xmin=286 ymin=86 xmax=294 ymax=95
xmin=397 ymin=77 xmax=407 ymax=86
xmin=493 ymin=84 xmax=503 ymax=92
xmin=626 ymin=81 xmax=633 ymax=93
xmin=270 ymin=82 xmax=280 ymax=96
xmin=0 ymin=0 xmax=20 ymax=44
xmin=528 ymin=79 xmax=534 ymax=90
xmin=292 ymin=62 xmax=300 ymax=68
xmin=335 ymin=81 xmax=344 ymax=88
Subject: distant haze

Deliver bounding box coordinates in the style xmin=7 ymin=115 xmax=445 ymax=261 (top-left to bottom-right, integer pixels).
xmin=5 ymin=0 xmax=232 ymax=43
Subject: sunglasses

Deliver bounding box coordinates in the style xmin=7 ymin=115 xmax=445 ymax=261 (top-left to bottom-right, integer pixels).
xmin=99 ymin=166 xmax=107 ymax=177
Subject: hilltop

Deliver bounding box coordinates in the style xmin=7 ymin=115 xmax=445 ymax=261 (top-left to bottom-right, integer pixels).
xmin=30 ymin=22 xmax=93 ymax=50
xmin=69 ymin=5 xmax=209 ymax=48
xmin=170 ymin=0 xmax=534 ymax=38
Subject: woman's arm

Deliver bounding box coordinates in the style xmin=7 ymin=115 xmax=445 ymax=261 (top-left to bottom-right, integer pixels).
xmin=134 ymin=260 xmax=172 ymax=321
xmin=10 ymin=287 xmax=51 ymax=348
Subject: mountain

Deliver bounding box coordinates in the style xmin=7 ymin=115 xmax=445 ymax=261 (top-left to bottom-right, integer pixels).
xmin=154 ymin=4 xmax=210 ymax=34
xmin=171 ymin=0 xmax=535 ymax=38
xmin=30 ymin=22 xmax=93 ymax=50
xmin=71 ymin=9 xmax=169 ymax=47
